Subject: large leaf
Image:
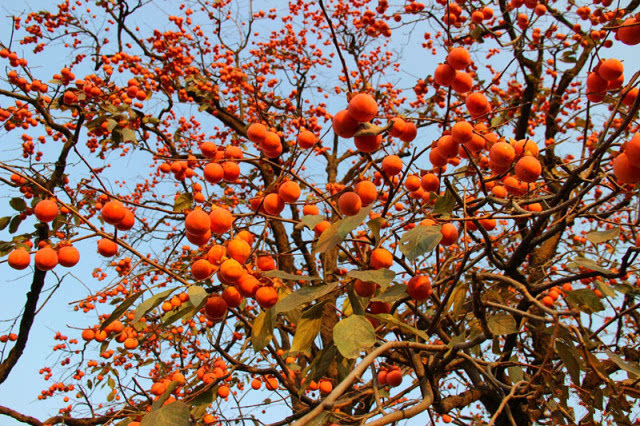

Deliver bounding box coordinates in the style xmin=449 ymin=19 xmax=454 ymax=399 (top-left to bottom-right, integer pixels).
xmin=188 ymin=285 xmax=208 ymax=307
xmin=141 ymin=401 xmax=190 ymax=426
xmin=0 ymin=217 xmax=10 ymax=231
xmin=367 ymin=217 xmax=385 ymax=244
xmin=556 ymin=341 xmax=581 ymax=385
xmin=101 ymin=291 xmax=144 ymax=331
xmin=565 ymin=289 xmax=605 ymax=314
xmin=605 ymin=350 xmax=640 ymax=377
xmin=398 ymin=225 xmax=442 ymax=261
xmin=314 ymin=205 xmax=372 ymax=253
xmin=432 ymin=189 xmax=456 ymax=216
xmin=594 ymin=279 xmax=616 ymax=298
xmin=162 ymin=301 xmax=203 ymax=325
xmin=173 ymin=193 xmax=193 ymax=213
xmin=445 ymin=282 xmax=468 ymax=317
xmin=487 ymin=312 xmax=518 ymax=335
xmin=275 ymin=282 xmax=338 ymax=313
xmin=134 ymin=288 xmax=176 ymax=323
xmin=9 ymin=197 xmax=26 ymax=212
xmin=372 ymin=284 xmax=408 ymax=303
xmin=296 ymin=214 xmax=325 ymax=230
xmin=303 ymin=345 xmax=337 ymax=389
xmin=264 ymin=270 xmax=320 ymax=282
xmin=569 ymin=257 xmax=610 ymax=275
xmin=333 ymin=315 xmax=376 ymax=359
xmin=347 ymin=268 xmax=395 ymax=290
xmin=368 ymin=313 xmax=429 ymax=340
xmin=586 ymin=227 xmax=619 ymax=245
xmin=252 ymin=308 xmax=275 ymax=352
xmin=290 ymin=302 xmax=325 ymax=353
xmin=8 ymin=215 xmax=21 ymax=234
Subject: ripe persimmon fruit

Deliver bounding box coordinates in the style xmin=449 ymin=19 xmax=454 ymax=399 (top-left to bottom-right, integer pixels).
xmin=434 ymin=63 xmax=456 ymax=87
xmin=101 ymin=200 xmax=126 ymax=225
xmin=205 ymin=295 xmax=227 ymax=322
xmin=514 ymin=156 xmax=542 ymax=183
xmin=278 ymin=181 xmax=301 ymax=203
xmin=263 ymin=193 xmax=285 ymax=216
xmin=407 ymin=275 xmax=432 ymax=300
xmin=370 ymin=248 xmax=393 ymax=269
xmin=381 ymin=155 xmax=403 ymax=176
xmin=354 ymin=134 xmax=382 ymax=153
xmin=227 ymin=238 xmax=251 ymax=264
xmin=597 ymin=58 xmax=623 ymax=81
xmin=347 ymin=93 xmax=378 ymax=123
xmin=489 ymin=142 xmax=516 ymax=167
xmin=447 ymin=47 xmax=471 ymax=70
xmin=210 ymin=208 xmax=233 ymax=234
xmin=338 ymin=191 xmax=362 ymax=216
xmin=58 ymin=245 xmax=80 ymax=267
xmin=297 ymin=130 xmax=318 ymax=149
xmin=191 ymin=259 xmax=213 ymax=280
xmin=354 ymin=279 xmax=377 ymax=298
xmin=218 ymin=259 xmax=244 ymax=284
xmin=8 ymin=248 xmax=30 ymax=270
xmin=354 ymin=180 xmax=378 ymax=206
xmin=34 ymin=199 xmax=59 ymax=223
xmin=332 ymin=109 xmax=360 ymax=138
xmin=34 ymin=247 xmax=58 ymax=271
xmin=255 ymin=286 xmax=278 ymax=309
xmin=185 ymin=208 xmax=211 ymax=235
xmin=97 ymin=238 xmax=118 ymax=257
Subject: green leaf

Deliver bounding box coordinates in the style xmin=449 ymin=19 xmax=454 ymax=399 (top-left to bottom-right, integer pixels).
xmin=432 ymin=189 xmax=456 ymax=216
xmin=150 ymin=381 xmax=179 ymax=411
xmin=174 ymin=193 xmax=193 ymax=213
xmin=141 ymin=401 xmax=190 ymax=426
xmin=347 ymin=269 xmax=395 ymax=290
xmin=556 ymin=341 xmax=581 ymax=385
xmin=346 ymin=283 xmax=366 ymax=316
xmin=487 ymin=312 xmax=518 ymax=335
xmin=398 ymin=225 xmax=442 ymax=261
xmin=569 ymin=257 xmax=610 ymax=275
xmin=162 ymin=301 xmax=202 ymax=325
xmin=367 ymin=217 xmax=384 ymax=244
xmin=368 ymin=313 xmax=429 ymax=341
xmin=101 ymin=291 xmax=144 ymax=331
xmin=0 ymin=217 xmax=10 ymax=231
xmin=297 ymin=214 xmax=325 ymax=230
xmin=507 ymin=356 xmax=524 ymax=383
xmin=134 ymin=288 xmax=175 ymax=323
xmin=0 ymin=241 xmax=14 ymax=257
xmin=605 ymin=350 xmax=640 ymax=377
xmin=445 ymin=282 xmax=468 ymax=317
xmin=190 ymin=383 xmax=217 ymax=410
xmin=188 ymin=286 xmax=208 ymax=307
xmin=8 ymin=215 xmax=22 ymax=234
xmin=120 ymin=128 xmax=137 ymax=142
xmin=565 ymin=289 xmax=605 ymax=314
xmin=275 ymin=282 xmax=338 ymax=313
xmin=594 ymin=279 xmax=616 ymax=298
xmin=314 ymin=205 xmax=372 ymax=253
xmin=252 ymin=308 xmax=274 ymax=352
xmin=9 ymin=198 xmax=27 ymax=212
xmin=372 ymin=284 xmax=408 ymax=303
xmin=291 ymin=302 xmax=325 ymax=353
xmin=333 ymin=315 xmax=376 ymax=359
xmin=303 ymin=345 xmax=337 ymax=388
xmin=264 ymin=270 xmax=320 ymax=282
xmin=586 ymin=227 xmax=619 ymax=245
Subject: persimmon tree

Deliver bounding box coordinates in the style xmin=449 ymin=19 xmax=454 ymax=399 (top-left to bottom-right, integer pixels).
xmin=1 ymin=0 xmax=640 ymax=425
